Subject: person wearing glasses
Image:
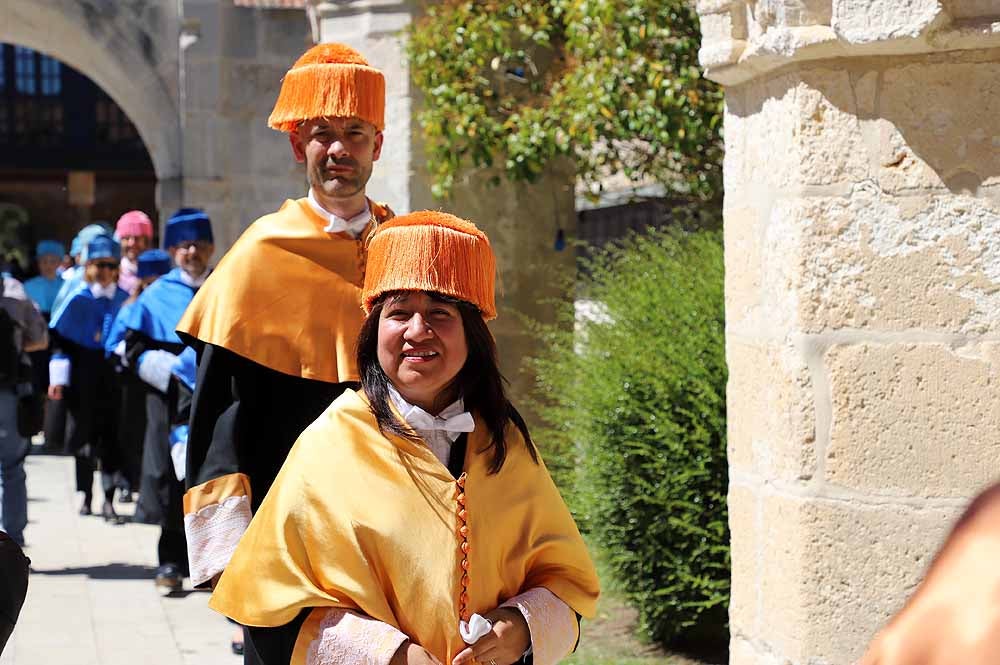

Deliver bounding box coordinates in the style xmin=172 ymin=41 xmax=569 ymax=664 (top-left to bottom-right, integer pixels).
xmin=119 ymin=209 xmax=214 ymax=596
xmin=176 ymin=43 xmax=394 ymax=600
xmin=48 ymin=234 xmax=129 ymax=521
xmin=105 ymin=249 xmax=173 ymax=510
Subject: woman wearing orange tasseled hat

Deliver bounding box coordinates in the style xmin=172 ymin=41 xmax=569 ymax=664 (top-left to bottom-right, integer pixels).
xmin=210 ymin=212 xmax=600 ymax=665
xmin=175 ymin=42 xmax=397 ymax=657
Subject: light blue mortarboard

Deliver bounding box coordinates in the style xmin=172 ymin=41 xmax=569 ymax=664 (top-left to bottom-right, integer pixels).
xmin=85 ymin=234 xmax=121 ymax=262
xmin=36 ymin=240 xmax=66 ymax=259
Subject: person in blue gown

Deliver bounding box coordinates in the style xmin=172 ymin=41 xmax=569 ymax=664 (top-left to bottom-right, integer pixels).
xmin=24 ymin=240 xmax=65 ymax=318
xmin=50 ymin=223 xmax=113 ymax=319
xmin=48 ymin=234 xmax=129 ymax=521
xmin=45 ymin=224 xmax=112 ymax=453
xmin=120 ymin=209 xmax=214 ymax=595
xmin=105 ymin=249 xmax=172 ymax=508
xmin=23 ymin=240 xmax=66 ymax=441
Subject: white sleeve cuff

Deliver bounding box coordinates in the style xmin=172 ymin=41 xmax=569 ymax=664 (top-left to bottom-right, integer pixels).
xmin=138 ymin=349 xmax=178 ymax=393
xmin=306 ymin=609 xmax=409 ymax=665
xmin=112 ymin=340 xmax=127 ymax=363
xmin=49 ymin=356 xmax=70 ymax=386
xmin=183 ymin=494 xmax=252 ymax=586
xmin=500 ymin=587 xmax=578 ymax=665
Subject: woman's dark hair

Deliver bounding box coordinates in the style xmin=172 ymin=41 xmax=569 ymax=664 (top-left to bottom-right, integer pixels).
xmin=357 ymin=291 xmax=537 ymax=474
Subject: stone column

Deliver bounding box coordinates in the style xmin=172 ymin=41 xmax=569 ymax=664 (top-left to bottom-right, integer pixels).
xmin=314 ymin=1 xmax=577 ymax=408
xmin=695 ymin=2 xmax=1000 ymax=663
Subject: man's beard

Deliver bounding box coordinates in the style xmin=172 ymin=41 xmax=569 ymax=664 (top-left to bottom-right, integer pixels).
xmin=312 ymin=159 xmax=370 ymax=198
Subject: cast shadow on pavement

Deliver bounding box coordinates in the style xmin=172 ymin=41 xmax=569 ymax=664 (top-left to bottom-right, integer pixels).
xmin=28 ymin=563 xmax=202 ymax=597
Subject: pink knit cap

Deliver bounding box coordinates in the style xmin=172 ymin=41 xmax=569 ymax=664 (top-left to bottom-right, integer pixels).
xmin=115 ymin=210 xmax=154 ymax=238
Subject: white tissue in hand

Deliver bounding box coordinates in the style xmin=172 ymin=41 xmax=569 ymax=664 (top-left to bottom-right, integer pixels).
xmin=460 ymin=613 xmax=493 ymax=645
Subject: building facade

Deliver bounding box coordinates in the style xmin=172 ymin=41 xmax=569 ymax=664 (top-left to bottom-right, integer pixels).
xmin=696 ymin=2 xmax=1000 ymax=662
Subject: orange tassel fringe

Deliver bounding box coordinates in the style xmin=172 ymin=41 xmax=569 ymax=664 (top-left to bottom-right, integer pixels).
xmin=268 ymin=44 xmax=385 ymax=131
xmin=362 ymin=212 xmax=497 ymax=320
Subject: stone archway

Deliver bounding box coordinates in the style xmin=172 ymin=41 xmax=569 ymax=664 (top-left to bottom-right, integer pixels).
xmin=2 ymin=0 xmax=182 ymax=212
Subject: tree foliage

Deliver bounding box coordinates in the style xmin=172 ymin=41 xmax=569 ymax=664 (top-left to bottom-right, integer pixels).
xmin=406 ymin=0 xmax=723 ymax=199
xmin=527 ymin=228 xmax=729 ymax=646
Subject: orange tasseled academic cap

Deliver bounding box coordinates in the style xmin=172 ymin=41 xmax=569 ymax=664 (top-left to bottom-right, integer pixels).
xmin=268 ymin=43 xmax=385 ymax=132
xmin=362 ymin=211 xmax=497 ymax=320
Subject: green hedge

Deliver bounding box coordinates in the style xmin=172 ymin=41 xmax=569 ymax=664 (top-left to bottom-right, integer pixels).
xmin=529 ymin=228 xmax=729 ymax=646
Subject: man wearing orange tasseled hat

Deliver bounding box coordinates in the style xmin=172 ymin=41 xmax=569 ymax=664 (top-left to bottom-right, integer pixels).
xmin=175 ymin=43 xmax=396 ymax=607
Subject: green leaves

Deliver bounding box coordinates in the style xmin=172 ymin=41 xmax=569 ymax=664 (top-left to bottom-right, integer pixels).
xmin=406 ymin=0 xmax=723 ymax=199
xmin=527 ymin=228 xmax=729 ymax=647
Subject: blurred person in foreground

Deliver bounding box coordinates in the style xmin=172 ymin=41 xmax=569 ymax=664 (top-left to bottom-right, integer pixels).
xmin=0 ymin=274 xmax=48 ymax=546
xmin=209 ymin=212 xmax=600 ymax=665
xmin=176 ymin=42 xmax=393 ymax=591
xmin=860 ymin=482 xmax=1000 ymax=665
xmin=48 ymin=234 xmax=128 ymax=521
xmin=0 ymin=531 xmax=29 ymax=655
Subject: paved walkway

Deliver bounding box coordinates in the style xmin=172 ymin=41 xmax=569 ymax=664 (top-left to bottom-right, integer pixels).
xmin=1 ymin=451 xmax=234 ymax=665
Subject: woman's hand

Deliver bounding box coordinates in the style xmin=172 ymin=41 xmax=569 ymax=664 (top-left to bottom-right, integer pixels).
xmin=451 ymin=608 xmax=531 ymax=665
xmin=48 ymin=384 xmax=63 ymax=400
xmin=390 ymin=641 xmax=443 ymax=665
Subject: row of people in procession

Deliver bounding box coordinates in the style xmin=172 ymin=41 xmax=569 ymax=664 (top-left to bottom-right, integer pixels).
xmin=12 ymin=41 xmax=603 ymax=665
xmin=24 ymin=209 xmax=213 ymax=595
xmin=170 ymin=42 xmax=600 ymax=665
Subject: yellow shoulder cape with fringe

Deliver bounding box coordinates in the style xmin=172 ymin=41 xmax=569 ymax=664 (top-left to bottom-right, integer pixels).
xmin=208 ymin=389 xmax=600 ymax=664
xmin=176 ymin=198 xmax=393 ymax=383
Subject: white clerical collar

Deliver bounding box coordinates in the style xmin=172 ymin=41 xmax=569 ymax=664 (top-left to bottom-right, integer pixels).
xmin=307 ymin=189 xmax=371 ymax=238
xmin=120 ymin=257 xmax=137 ymax=275
xmin=179 ymin=268 xmax=209 ymax=288
xmin=387 ymin=384 xmax=475 ymax=442
xmin=90 ymin=282 xmax=118 ymax=300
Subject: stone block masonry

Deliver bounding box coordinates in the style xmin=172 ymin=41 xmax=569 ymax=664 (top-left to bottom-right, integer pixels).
xmin=696 ymin=2 xmax=1000 ymax=663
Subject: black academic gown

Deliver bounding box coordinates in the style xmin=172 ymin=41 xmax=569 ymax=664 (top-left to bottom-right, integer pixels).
xmin=124 ymin=331 xmax=187 ymax=572
xmin=121 ymin=268 xmax=201 ymax=570
xmin=185 ymin=344 xmax=352 ymax=513
xmin=48 ymin=281 xmax=128 ymax=500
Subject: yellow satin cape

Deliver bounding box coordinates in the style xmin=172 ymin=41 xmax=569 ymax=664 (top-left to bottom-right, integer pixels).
xmin=176 ymin=198 xmax=394 ymax=383
xmin=209 ymin=389 xmax=600 ymax=664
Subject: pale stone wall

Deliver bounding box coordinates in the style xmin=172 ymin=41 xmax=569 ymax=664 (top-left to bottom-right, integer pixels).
xmin=697 ymin=2 xmax=1000 ymax=663
xmin=315 ymin=1 xmax=578 ymax=408
xmin=180 ymin=1 xmax=313 ymax=251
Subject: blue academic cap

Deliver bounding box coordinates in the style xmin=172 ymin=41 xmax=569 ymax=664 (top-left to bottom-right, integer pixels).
xmin=85 ymin=234 xmax=121 ymax=262
xmin=137 ymin=249 xmax=172 ymax=279
xmin=36 ymin=240 xmax=66 ymax=259
xmin=164 ymin=208 xmax=213 ymax=248
xmin=70 ymin=223 xmax=113 ymax=257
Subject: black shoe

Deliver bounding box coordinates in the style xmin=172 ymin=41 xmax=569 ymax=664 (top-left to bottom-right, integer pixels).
xmin=231 ymin=640 xmax=244 ymax=656
xmin=79 ymin=495 xmax=92 ymax=516
xmin=118 ymin=488 xmax=133 ymax=504
xmin=155 ymin=563 xmax=184 ymax=597
xmin=101 ymin=502 xmax=123 ymax=525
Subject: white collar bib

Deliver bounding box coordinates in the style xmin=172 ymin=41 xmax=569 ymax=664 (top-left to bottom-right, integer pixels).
xmin=90 ymin=282 xmax=118 ymax=300
xmin=307 ymin=189 xmax=371 ymax=238
xmin=387 ymin=385 xmax=475 ymax=442
xmin=179 ymin=268 xmax=208 ymax=288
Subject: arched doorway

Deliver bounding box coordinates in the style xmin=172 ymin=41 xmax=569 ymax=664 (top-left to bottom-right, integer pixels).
xmin=1 ymin=0 xmax=181 ymax=274
xmin=0 ymin=44 xmax=158 ymax=274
